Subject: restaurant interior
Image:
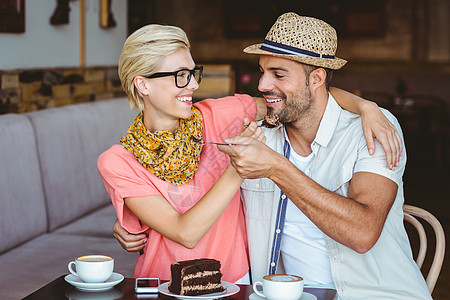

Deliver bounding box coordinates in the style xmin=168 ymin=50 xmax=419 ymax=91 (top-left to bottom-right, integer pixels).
xmin=0 ymin=0 xmax=449 ymax=298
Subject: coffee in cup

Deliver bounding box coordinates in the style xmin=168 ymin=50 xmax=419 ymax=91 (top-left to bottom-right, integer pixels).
xmin=68 ymin=255 xmax=114 ymax=283
xmin=253 ymin=274 xmax=303 ymax=300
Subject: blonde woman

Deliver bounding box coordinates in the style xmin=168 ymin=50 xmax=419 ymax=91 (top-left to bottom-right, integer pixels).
xmin=99 ymin=24 xmax=402 ymax=283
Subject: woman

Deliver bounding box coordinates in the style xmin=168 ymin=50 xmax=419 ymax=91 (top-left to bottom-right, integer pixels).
xmin=98 ymin=24 xmax=401 ymax=283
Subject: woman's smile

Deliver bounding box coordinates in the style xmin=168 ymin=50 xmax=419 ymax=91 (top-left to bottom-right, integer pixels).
xmin=177 ymin=94 xmax=193 ymax=105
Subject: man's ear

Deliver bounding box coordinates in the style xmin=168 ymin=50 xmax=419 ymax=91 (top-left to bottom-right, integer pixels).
xmin=133 ymin=76 xmax=150 ymax=96
xmin=310 ymin=68 xmax=327 ymax=89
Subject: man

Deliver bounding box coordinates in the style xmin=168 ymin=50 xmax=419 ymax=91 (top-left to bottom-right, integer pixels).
xmin=112 ymin=13 xmax=429 ymax=299
xmin=218 ymin=12 xmax=431 ymax=299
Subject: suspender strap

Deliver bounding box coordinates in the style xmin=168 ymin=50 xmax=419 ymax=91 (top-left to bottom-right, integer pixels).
xmin=268 ymin=136 xmax=291 ymax=274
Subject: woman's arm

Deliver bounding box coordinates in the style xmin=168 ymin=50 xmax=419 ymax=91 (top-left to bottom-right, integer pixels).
xmin=125 ymin=165 xmax=242 ymax=249
xmin=124 ymin=120 xmax=265 ymax=249
xmin=330 ymin=87 xmax=403 ymax=170
xmin=330 ymin=87 xmax=375 ymax=115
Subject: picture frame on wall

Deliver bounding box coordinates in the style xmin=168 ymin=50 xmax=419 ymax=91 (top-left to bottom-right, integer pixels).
xmin=100 ymin=0 xmax=116 ymax=29
xmin=0 ymin=0 xmax=25 ymax=33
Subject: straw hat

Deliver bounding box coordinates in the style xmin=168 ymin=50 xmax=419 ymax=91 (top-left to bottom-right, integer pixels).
xmin=244 ymin=12 xmax=347 ymax=70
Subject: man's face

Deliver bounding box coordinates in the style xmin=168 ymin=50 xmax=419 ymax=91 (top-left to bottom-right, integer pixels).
xmin=258 ymin=55 xmax=313 ymax=125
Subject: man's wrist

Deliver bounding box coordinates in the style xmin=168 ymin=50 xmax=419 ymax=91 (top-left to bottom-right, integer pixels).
xmin=267 ymin=154 xmax=290 ymax=182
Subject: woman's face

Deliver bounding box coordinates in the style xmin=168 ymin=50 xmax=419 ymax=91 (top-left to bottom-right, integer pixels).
xmin=142 ymin=47 xmax=199 ymax=131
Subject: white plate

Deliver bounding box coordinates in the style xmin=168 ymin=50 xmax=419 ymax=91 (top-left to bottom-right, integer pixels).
xmin=158 ymin=281 xmax=240 ymax=299
xmin=64 ymin=272 xmax=124 ymax=292
xmin=249 ymin=291 xmax=317 ymax=300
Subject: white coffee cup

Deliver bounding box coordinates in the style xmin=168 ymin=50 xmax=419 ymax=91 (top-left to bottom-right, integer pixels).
xmin=253 ymin=274 xmax=304 ymax=300
xmin=68 ymin=255 xmax=114 ymax=283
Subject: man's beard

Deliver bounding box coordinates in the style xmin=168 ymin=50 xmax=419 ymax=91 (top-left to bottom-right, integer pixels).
xmin=265 ymin=85 xmax=313 ymax=125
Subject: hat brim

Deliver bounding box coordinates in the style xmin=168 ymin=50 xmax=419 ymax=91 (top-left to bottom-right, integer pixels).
xmin=244 ymin=43 xmax=347 ymax=70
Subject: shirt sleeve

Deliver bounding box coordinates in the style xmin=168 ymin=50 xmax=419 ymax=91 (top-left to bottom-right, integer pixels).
xmin=97 ymin=147 xmax=156 ymax=234
xmin=194 ymin=94 xmax=257 ymax=140
xmin=354 ymin=110 xmax=406 ymax=187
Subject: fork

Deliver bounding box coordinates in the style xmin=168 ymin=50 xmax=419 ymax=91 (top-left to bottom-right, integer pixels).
xmin=194 ymin=141 xmax=233 ymax=146
xmin=191 ymin=134 xmax=233 ymax=146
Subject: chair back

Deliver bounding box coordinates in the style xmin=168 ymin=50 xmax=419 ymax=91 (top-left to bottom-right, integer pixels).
xmin=403 ymin=204 xmax=446 ymax=293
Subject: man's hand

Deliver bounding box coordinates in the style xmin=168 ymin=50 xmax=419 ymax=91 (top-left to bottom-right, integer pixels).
xmin=219 ymin=134 xmax=281 ymax=179
xmin=113 ymin=219 xmax=147 ymax=252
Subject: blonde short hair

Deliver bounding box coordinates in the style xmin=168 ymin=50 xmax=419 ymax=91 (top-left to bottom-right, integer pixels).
xmin=118 ymin=24 xmax=190 ymax=111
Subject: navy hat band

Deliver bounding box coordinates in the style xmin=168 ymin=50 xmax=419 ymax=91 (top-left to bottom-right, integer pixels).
xmin=260 ymin=39 xmax=335 ymax=59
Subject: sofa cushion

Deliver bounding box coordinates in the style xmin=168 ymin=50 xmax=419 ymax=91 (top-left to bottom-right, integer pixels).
xmin=54 ymin=203 xmax=118 ymax=237
xmin=0 ymin=232 xmax=138 ymax=300
xmin=26 ymin=98 xmax=136 ymax=230
xmin=0 ymin=114 xmax=47 ymax=254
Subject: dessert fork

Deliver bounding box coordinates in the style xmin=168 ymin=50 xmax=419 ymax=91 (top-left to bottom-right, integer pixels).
xmin=194 ymin=140 xmax=233 ymax=146
xmin=190 ymin=135 xmax=233 ymax=146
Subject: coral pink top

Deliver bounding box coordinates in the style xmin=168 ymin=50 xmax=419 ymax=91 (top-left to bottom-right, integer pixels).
xmin=97 ymin=94 xmax=256 ymax=282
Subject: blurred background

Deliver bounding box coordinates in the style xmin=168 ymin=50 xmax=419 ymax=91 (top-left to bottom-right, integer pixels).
xmin=0 ymin=0 xmax=448 ymax=298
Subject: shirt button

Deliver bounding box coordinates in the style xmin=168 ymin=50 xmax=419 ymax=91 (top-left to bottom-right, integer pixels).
xmin=276 ymin=229 xmax=281 ymax=234
xmin=281 ymin=195 xmax=286 ymax=200
xmin=255 ymin=184 xmax=260 ymax=188
xmin=271 ymin=262 xmax=275 ymax=267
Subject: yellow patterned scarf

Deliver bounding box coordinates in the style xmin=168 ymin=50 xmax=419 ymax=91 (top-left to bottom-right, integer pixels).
xmin=120 ymin=107 xmax=203 ymax=185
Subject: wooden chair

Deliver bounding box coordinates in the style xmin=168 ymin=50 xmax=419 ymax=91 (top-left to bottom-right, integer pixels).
xmin=403 ymin=204 xmax=446 ymax=293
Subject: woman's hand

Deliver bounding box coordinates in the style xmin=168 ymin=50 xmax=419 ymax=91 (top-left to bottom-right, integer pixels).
xmin=112 ymin=219 xmax=147 ymax=252
xmin=330 ymin=87 xmax=403 ymax=170
xmin=360 ymin=101 xmax=403 ymax=170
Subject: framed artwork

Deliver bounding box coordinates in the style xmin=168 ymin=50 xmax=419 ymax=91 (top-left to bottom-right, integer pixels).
xmin=100 ymin=0 xmax=116 ymax=28
xmin=0 ymin=0 xmax=25 ymax=33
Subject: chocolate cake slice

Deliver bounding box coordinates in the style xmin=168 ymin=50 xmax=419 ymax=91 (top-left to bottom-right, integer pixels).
xmin=191 ymin=134 xmax=203 ymax=144
xmin=168 ymin=258 xmax=225 ymax=296
xmin=262 ymin=114 xmax=280 ymax=128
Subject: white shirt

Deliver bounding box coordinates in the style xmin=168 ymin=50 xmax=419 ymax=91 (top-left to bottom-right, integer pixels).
xmin=241 ymin=93 xmax=431 ymax=299
xmin=281 ymin=146 xmax=334 ymax=286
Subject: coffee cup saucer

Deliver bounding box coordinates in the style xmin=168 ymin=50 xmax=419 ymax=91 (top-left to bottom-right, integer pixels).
xmin=249 ymin=291 xmax=317 ymax=300
xmin=64 ymin=272 xmax=124 ymax=292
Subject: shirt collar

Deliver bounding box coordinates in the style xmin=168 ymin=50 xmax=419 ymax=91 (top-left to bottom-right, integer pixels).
xmin=313 ymin=93 xmax=342 ymax=148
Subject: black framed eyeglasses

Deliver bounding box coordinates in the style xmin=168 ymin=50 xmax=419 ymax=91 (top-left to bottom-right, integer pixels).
xmin=145 ymin=66 xmax=203 ymax=88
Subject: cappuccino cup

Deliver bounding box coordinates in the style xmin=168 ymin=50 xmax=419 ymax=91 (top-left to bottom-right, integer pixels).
xmin=253 ymin=274 xmax=303 ymax=300
xmin=68 ymin=255 xmax=114 ymax=283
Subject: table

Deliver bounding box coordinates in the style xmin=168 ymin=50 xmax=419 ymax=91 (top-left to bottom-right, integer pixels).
xmin=23 ymin=275 xmax=337 ymax=300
